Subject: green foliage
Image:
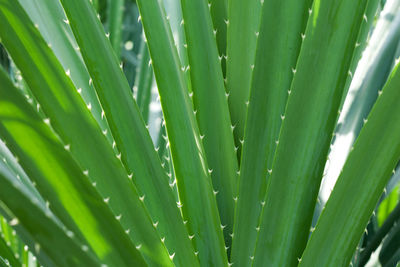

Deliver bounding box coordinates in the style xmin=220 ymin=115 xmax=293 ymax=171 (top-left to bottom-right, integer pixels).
xmin=0 ymin=0 xmax=399 ymax=266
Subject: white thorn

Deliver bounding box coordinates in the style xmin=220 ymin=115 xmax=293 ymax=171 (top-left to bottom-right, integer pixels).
xmin=169 ymin=253 xmax=175 ymax=260
xmin=348 ymin=70 xmax=353 ymax=78
xmin=9 ymin=218 xmax=19 ymax=226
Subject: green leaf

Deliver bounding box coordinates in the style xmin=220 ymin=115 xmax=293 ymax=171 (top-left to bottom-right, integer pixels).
xmin=107 ymin=0 xmax=125 ymax=58
xmin=378 ymin=184 xmax=399 ymax=226
xmin=134 ymin=40 xmax=154 ymax=123
xmin=339 ymin=0 xmax=381 ymax=108
xmin=136 ymin=0 xmax=228 ymax=265
xmin=180 ymin=0 xmax=239 ymax=251
xmin=0 ymin=227 xmax=20 ymax=267
xmin=230 ymin=0 xmax=312 ymax=265
xmin=58 ymin=0 xmax=196 ymax=266
xmin=252 ymin=0 xmax=373 ymax=265
xmin=378 ymin=208 xmax=400 ymax=266
xmin=225 ymin=0 xmax=262 ymax=156
xmin=0 ymin=139 xmax=42 ymax=203
xmin=17 ymin=0 xmax=114 ymax=146
xmin=0 ymin=166 xmax=99 ymax=267
xmin=383 ymin=248 xmax=400 ymax=267
xmin=300 ymin=62 xmax=400 ymax=267
xmin=321 ymin=0 xmax=400 ymax=204
xmin=359 ymin=201 xmax=400 ymax=266
xmin=162 ymin=0 xmax=192 ymax=92
xmin=0 ymin=68 xmax=146 ymax=266
xmin=0 ymin=208 xmax=54 ymax=267
xmin=0 ymin=1 xmax=174 ymax=265
xmin=208 ymin=0 xmax=227 ymax=75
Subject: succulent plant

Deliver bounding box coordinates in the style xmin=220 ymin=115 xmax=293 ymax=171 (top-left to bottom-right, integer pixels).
xmin=0 ymin=0 xmax=400 ymax=266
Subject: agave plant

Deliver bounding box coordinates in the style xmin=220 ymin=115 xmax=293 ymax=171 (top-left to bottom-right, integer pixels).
xmin=0 ymin=0 xmax=400 ymax=266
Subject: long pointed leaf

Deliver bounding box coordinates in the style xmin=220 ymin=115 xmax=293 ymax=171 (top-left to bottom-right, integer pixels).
xmin=136 ymin=0 xmax=228 ymax=265
xmin=58 ymin=0 xmax=196 ymax=266
xmin=209 ymin=0 xmax=227 ymax=75
xmin=108 ymin=0 xmax=125 ymax=58
xmin=0 ymin=68 xmax=146 ymax=266
xmin=162 ymin=0 xmax=192 ymax=92
xmin=0 ymin=2 xmax=174 ymax=265
xmin=180 ymin=0 xmax=239 ymax=251
xmin=230 ymin=0 xmax=312 ymax=265
xmin=300 ymin=62 xmax=400 ymax=267
xmin=252 ymin=0 xmax=374 ymax=265
xmin=0 ymin=228 xmax=20 ymax=267
xmin=321 ymin=0 xmax=400 ymax=202
xmin=225 ymin=0 xmax=262 ymax=156
xmin=0 ymin=164 xmax=98 ymax=267
xmin=134 ymin=40 xmax=154 ymax=123
xmin=17 ymin=0 xmax=114 ymax=146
